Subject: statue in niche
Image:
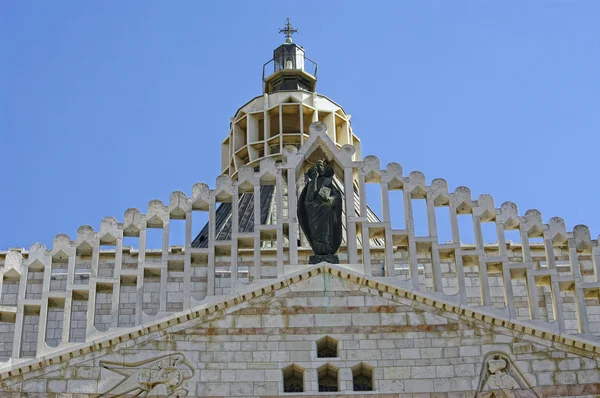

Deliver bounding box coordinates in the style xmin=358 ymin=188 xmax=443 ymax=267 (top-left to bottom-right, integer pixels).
xmin=298 ymin=159 xmax=343 ymax=264
xmin=476 ymin=352 xmax=539 ymax=398
xmin=99 ymin=352 xmax=193 ymax=397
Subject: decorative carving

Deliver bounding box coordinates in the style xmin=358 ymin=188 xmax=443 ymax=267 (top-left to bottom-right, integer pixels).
xmin=297 ymin=159 xmax=343 ymax=264
xmin=100 ymin=352 xmax=193 ymax=397
xmin=476 ymin=352 xmax=539 ymax=398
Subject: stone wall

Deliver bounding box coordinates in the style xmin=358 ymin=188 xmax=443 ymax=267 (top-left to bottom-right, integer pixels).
xmin=3 ymin=273 xmax=598 ymax=397
xmin=0 ymin=242 xmax=599 ymax=364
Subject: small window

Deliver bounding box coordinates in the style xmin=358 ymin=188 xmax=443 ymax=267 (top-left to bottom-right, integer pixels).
xmin=283 ymin=364 xmax=304 ymax=393
xmin=317 ymin=363 xmax=339 ymax=392
xmin=352 ymin=362 xmax=374 ymax=391
xmin=316 ymin=335 xmax=338 ymax=358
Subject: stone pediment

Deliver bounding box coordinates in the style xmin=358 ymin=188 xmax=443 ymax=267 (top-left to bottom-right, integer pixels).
xmin=1 ymin=263 xmax=598 ymax=390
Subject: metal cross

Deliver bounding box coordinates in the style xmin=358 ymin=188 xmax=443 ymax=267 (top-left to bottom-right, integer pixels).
xmin=279 ymin=17 xmax=298 ymax=41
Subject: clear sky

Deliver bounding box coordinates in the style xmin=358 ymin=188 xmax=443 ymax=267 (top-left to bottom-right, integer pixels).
xmin=1 ymin=1 xmax=599 ymax=249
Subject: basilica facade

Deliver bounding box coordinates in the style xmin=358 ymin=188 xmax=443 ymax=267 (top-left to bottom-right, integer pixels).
xmin=0 ymin=24 xmax=599 ymax=397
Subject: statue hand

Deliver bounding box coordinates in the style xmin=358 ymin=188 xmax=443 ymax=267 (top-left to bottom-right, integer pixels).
xmin=308 ymin=168 xmax=318 ymax=179
xmin=318 ymin=191 xmax=329 ymax=202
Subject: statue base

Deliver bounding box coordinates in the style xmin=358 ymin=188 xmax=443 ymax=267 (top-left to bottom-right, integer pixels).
xmin=309 ymin=254 xmax=339 ymax=265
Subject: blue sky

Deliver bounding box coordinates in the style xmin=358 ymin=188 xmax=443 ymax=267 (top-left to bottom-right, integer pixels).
xmin=1 ymin=1 xmax=599 ymax=249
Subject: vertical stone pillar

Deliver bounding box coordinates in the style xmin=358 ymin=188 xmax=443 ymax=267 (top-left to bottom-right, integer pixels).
xmin=276 ymin=169 xmax=285 ymax=277
xmin=110 ymin=235 xmax=123 ymax=328
xmin=426 ymin=194 xmax=443 ymax=292
xmin=86 ymin=239 xmax=100 ymax=340
xmin=231 ymin=186 xmax=239 ymax=293
xmin=287 ymin=168 xmax=299 ymax=265
xmin=62 ymin=248 xmax=76 ymax=343
xmin=496 ymin=222 xmax=516 ymax=318
xmin=207 ymin=196 xmax=216 ymax=296
xmin=404 ymin=190 xmax=419 ymax=290
xmin=344 ymin=167 xmax=358 ymax=265
xmin=159 ymin=221 xmax=169 ymax=312
xmin=448 ymin=202 xmax=467 ymax=303
xmin=253 ymin=184 xmax=262 ymax=280
xmin=472 ymin=215 xmax=491 ymax=306
xmin=183 ymin=209 xmax=192 ymax=310
xmin=381 ymin=183 xmax=394 ymax=277
xmin=135 ymin=227 xmax=147 ymax=324
xmin=37 ymin=254 xmax=52 ymax=354
xmin=358 ymin=174 xmax=371 ymax=275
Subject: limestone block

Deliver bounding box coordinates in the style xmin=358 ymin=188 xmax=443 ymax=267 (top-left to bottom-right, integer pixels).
xmin=536 ymin=371 xmax=554 ymax=386
xmin=382 ymin=366 xmax=410 ymax=380
xmin=450 ymin=377 xmax=472 ymax=391
xmin=235 ymin=369 xmax=265 ymax=382
xmin=577 ymin=369 xmax=600 ymax=384
xmin=352 ymin=313 xmax=380 ymax=326
xmin=314 ymin=313 xmax=350 ymax=327
xmin=46 ymin=380 xmax=66 ymax=393
xmin=66 ymin=379 xmax=98 ymax=393
xmin=531 ymin=359 xmax=557 ymax=372
xmin=555 ymin=371 xmax=577 ymax=384
xmin=404 ymin=379 xmax=433 ymax=393
xmin=200 ymin=370 xmax=220 ymax=382
xmin=557 ymin=357 xmax=581 ymax=371
xmin=436 ymin=365 xmax=455 ymax=378
xmin=453 ymin=364 xmax=476 ymax=377
xmin=458 ymin=345 xmax=481 ymax=357
xmin=421 ymin=347 xmax=443 ymax=359
xmin=433 ymin=378 xmax=453 ymax=392
xmin=381 ymin=312 xmax=408 ymax=326
xmin=22 ymin=379 xmax=46 ymax=393
xmin=378 ymin=379 xmax=404 ymax=393
xmin=220 ymin=370 xmax=236 ymax=382
xmin=230 ymin=382 xmax=254 ymax=396
xmin=400 ymin=348 xmax=421 ymax=359
xmin=253 ymin=381 xmax=278 ymax=395
xmin=205 ymin=382 xmax=231 ymax=395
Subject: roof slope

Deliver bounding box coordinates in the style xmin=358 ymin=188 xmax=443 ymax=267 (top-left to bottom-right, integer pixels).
xmin=192 ymin=180 xmax=383 ymax=248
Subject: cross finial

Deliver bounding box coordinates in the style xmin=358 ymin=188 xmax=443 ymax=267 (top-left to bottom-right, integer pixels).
xmin=279 ymin=17 xmax=298 ymax=43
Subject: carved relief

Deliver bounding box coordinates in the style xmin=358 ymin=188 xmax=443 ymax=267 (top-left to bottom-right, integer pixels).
xmin=476 ymin=352 xmax=538 ymax=398
xmin=100 ymin=352 xmax=193 ymax=397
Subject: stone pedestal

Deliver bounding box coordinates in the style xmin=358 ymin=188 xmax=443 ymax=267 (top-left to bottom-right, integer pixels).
xmin=309 ymin=254 xmax=339 ymax=264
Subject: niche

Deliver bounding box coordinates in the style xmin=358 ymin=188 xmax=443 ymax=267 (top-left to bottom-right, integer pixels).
xmin=352 ymin=362 xmax=374 ymax=391
xmin=317 ymin=363 xmax=339 ymax=392
xmin=316 ymin=335 xmax=338 ymax=358
xmin=282 ymin=364 xmax=304 ymax=393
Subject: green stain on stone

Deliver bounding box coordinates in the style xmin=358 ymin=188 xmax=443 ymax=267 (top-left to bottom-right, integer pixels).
xmin=324 ymin=273 xmax=332 ymax=291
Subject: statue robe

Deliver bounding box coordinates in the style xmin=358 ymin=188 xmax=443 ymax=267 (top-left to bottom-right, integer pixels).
xmin=297 ymin=170 xmax=343 ymax=255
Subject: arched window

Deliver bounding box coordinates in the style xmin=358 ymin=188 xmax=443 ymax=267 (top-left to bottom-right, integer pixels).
xmin=352 ymin=362 xmax=374 ymax=391
xmin=317 ymin=363 xmax=339 ymax=392
xmin=282 ymin=364 xmax=304 ymax=393
xmin=316 ymin=335 xmax=338 ymax=358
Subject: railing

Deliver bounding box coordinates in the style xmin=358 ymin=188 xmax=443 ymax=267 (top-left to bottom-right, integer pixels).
xmin=262 ymin=55 xmax=318 ymax=82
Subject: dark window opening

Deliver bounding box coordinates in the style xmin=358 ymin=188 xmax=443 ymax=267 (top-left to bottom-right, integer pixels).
xmin=352 ymin=363 xmax=373 ymax=391
xmin=317 ymin=335 xmax=338 ymax=358
xmin=283 ymin=364 xmax=304 ymax=393
xmin=317 ymin=364 xmax=339 ymax=392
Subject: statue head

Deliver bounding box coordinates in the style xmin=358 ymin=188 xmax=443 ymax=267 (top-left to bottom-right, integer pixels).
xmin=315 ymin=159 xmax=326 ymax=175
xmin=488 ymin=359 xmax=507 ymax=374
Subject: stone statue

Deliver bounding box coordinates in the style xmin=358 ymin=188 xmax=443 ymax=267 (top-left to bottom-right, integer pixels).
xmin=297 ymin=159 xmax=343 ymax=264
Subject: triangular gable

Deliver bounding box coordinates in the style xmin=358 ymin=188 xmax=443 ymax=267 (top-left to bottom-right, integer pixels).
xmin=283 ymin=121 xmax=356 ymax=180
xmin=1 ymin=263 xmax=597 ymax=382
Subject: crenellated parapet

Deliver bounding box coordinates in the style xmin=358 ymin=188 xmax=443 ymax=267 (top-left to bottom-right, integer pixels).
xmin=0 ymin=121 xmax=599 ymax=367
